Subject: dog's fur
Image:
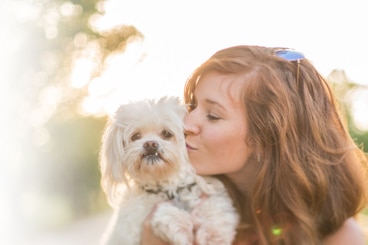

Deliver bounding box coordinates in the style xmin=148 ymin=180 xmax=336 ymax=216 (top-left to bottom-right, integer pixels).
xmin=99 ymin=96 xmax=239 ymax=245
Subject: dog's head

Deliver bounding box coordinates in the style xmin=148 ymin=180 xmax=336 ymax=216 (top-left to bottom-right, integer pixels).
xmin=99 ymin=96 xmax=192 ymax=203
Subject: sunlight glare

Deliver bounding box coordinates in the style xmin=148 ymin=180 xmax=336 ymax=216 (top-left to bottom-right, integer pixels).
xmin=29 ymin=106 xmax=55 ymax=128
xmin=39 ymin=86 xmax=62 ymax=106
xmin=60 ymin=1 xmax=83 ymax=17
xmin=70 ymin=57 xmax=95 ymax=88
xmin=73 ymin=32 xmax=88 ymax=48
xmin=80 ymin=96 xmax=105 ymax=117
xmin=79 ymin=38 xmax=150 ymax=116
xmin=12 ymin=1 xmax=41 ymax=22
xmin=32 ymin=127 xmax=50 ymax=147
xmin=88 ymin=76 xmax=114 ymax=97
xmin=351 ymin=89 xmax=368 ymax=132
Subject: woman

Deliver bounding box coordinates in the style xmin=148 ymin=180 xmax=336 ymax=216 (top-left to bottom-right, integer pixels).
xmin=141 ymin=45 xmax=368 ymax=244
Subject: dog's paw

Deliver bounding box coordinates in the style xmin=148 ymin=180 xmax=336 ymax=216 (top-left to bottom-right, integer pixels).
xmin=191 ymin=196 xmax=239 ymax=245
xmin=151 ymin=202 xmax=194 ymax=245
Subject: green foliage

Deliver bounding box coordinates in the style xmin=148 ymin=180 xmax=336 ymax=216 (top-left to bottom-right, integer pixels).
xmin=7 ymin=0 xmax=142 ymax=234
xmin=39 ymin=116 xmax=108 ymax=216
xmin=328 ymin=69 xmax=368 ymax=152
xmin=21 ymin=116 xmax=108 ymax=231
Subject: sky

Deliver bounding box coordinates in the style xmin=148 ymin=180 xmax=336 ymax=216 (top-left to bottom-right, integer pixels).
xmin=94 ymin=0 xmax=368 ymax=87
xmin=1 ymin=0 xmax=367 ymax=118
xmin=1 ymin=0 xmax=367 ymax=116
xmin=85 ymin=0 xmax=368 ymax=129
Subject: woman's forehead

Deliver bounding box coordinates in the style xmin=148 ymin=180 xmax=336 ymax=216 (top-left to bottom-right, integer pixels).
xmin=194 ymin=72 xmax=246 ymax=108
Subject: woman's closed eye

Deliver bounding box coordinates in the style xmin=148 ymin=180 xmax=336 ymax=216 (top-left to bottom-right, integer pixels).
xmin=206 ymin=114 xmax=221 ymax=121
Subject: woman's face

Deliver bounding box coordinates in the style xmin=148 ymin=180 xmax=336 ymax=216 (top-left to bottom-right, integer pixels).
xmin=184 ymin=71 xmax=253 ymax=175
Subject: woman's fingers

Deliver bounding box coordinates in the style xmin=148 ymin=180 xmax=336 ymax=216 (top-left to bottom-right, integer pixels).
xmin=141 ymin=203 xmax=170 ymax=245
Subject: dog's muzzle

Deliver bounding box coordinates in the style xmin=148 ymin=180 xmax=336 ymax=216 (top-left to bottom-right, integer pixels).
xmin=142 ymin=140 xmax=162 ymax=163
xmin=143 ymin=140 xmax=159 ymax=154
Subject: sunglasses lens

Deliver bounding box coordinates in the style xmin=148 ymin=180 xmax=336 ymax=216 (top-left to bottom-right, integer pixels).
xmin=275 ymin=50 xmax=305 ymax=61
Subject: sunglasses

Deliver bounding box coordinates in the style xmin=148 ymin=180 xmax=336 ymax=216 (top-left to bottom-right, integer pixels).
xmin=275 ymin=49 xmax=305 ymax=85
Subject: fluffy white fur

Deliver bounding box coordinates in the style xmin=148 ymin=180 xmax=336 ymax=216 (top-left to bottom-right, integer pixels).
xmin=99 ymin=96 xmax=239 ymax=245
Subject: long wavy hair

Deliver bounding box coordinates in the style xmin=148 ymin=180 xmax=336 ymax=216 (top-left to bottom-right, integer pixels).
xmin=184 ymin=45 xmax=368 ymax=244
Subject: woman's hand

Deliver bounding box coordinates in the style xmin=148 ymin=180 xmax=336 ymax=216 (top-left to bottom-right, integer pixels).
xmin=140 ymin=204 xmax=169 ymax=245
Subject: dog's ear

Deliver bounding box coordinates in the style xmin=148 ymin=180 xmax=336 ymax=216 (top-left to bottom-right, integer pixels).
xmin=99 ymin=119 xmax=126 ymax=204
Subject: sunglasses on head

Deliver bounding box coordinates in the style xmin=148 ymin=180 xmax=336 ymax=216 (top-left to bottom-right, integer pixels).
xmin=275 ymin=49 xmax=305 ymax=85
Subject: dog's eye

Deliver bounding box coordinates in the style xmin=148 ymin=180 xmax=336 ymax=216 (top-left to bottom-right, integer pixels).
xmin=131 ymin=133 xmax=141 ymax=141
xmin=161 ymin=130 xmax=173 ymax=139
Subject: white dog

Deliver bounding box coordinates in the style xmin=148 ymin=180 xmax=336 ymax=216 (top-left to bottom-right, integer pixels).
xmin=99 ymin=96 xmax=239 ymax=245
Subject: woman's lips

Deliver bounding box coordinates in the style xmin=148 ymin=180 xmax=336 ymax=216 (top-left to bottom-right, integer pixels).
xmin=186 ymin=143 xmax=197 ymax=151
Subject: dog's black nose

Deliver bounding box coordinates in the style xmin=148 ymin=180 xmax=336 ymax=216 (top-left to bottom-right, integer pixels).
xmin=143 ymin=140 xmax=159 ymax=154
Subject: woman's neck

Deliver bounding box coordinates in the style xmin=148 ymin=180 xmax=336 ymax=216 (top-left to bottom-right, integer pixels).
xmin=225 ymin=156 xmax=259 ymax=196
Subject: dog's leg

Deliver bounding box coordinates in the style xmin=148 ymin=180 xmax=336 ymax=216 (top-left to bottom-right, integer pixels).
xmin=151 ymin=202 xmax=194 ymax=245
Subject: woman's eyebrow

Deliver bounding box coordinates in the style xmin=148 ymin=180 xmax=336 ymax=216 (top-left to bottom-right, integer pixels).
xmin=204 ymin=98 xmax=226 ymax=111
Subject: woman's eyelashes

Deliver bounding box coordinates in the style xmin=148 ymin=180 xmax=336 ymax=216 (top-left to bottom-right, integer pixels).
xmin=187 ymin=101 xmax=221 ymax=121
xmin=206 ymin=113 xmax=221 ymax=121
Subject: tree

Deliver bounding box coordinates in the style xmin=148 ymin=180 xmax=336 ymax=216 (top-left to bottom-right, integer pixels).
xmin=2 ymin=0 xmax=143 ymax=240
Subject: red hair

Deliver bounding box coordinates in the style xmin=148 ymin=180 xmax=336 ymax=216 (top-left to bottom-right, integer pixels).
xmin=184 ymin=45 xmax=368 ymax=244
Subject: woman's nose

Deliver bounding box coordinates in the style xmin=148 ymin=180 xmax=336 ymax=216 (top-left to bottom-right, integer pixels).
xmin=184 ymin=112 xmax=200 ymax=135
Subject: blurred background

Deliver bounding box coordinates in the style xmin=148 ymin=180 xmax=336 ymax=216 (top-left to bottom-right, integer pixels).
xmin=1 ymin=0 xmax=367 ymax=244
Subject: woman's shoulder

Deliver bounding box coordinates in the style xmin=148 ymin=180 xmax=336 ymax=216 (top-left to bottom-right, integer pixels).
xmin=322 ymin=217 xmax=365 ymax=245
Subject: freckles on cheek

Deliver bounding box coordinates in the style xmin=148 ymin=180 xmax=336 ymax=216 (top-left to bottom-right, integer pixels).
xmin=219 ymin=138 xmax=250 ymax=170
